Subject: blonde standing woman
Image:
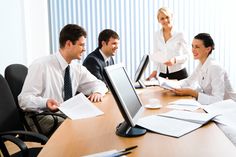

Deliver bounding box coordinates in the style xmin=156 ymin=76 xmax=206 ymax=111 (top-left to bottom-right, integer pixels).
xmin=147 ymin=7 xmax=190 ymax=80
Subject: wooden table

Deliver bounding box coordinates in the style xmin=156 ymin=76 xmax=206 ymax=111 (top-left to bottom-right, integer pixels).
xmin=38 ymin=87 xmax=236 ymax=157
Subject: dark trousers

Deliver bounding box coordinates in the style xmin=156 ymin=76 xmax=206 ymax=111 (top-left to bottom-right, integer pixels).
xmin=159 ymin=68 xmax=188 ymax=80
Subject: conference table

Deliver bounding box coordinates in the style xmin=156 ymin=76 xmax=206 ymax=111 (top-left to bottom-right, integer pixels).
xmin=38 ymin=87 xmax=236 ymax=157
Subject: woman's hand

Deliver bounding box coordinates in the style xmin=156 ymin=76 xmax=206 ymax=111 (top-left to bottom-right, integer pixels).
xmin=164 ymin=57 xmax=176 ymax=66
xmin=172 ymin=88 xmax=198 ymax=98
xmin=146 ymin=71 xmax=157 ymax=80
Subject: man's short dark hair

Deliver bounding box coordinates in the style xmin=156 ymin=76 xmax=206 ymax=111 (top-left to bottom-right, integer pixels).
xmin=59 ymin=24 xmax=87 ymax=48
xmin=98 ymin=29 xmax=119 ymax=48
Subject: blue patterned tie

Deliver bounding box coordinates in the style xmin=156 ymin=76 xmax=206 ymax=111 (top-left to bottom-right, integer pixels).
xmin=106 ymin=60 xmax=110 ymax=66
xmin=64 ymin=65 xmax=72 ymax=101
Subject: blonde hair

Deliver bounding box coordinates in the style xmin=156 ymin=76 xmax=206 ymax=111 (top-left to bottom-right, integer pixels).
xmin=157 ymin=7 xmax=173 ymax=21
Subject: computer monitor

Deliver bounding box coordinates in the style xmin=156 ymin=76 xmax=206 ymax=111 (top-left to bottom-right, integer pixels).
xmin=104 ymin=64 xmax=146 ymax=137
xmin=134 ymin=54 xmax=149 ymax=88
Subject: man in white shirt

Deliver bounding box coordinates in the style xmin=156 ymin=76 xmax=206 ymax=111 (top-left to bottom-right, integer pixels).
xmin=18 ymin=24 xmax=108 ymax=135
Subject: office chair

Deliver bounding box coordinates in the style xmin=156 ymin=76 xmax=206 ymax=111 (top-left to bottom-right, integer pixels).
xmin=0 ymin=74 xmax=48 ymax=157
xmin=4 ymin=64 xmax=66 ymax=137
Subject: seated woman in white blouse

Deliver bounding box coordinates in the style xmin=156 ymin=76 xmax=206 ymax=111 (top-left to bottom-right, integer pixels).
xmin=173 ymin=33 xmax=236 ymax=105
xmin=173 ymin=33 xmax=236 ymax=146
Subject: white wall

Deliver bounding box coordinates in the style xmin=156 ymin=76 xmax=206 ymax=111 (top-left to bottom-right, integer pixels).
xmin=0 ymin=0 xmax=49 ymax=75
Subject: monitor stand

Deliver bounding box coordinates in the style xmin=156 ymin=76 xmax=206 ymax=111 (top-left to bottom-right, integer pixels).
xmin=134 ymin=80 xmax=146 ymax=89
xmin=116 ymin=121 xmax=146 ymax=137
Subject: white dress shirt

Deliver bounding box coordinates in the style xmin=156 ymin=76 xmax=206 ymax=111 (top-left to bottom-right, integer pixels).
xmin=150 ymin=29 xmax=190 ymax=74
xmin=18 ymin=52 xmax=108 ymax=112
xmin=180 ymin=57 xmax=236 ymax=105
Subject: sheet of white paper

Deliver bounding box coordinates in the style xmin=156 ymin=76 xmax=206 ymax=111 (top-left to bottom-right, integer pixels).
xmin=58 ymin=93 xmax=104 ymax=120
xmin=167 ymin=104 xmax=200 ymax=111
xmin=203 ymin=99 xmax=236 ymax=126
xmin=167 ymin=99 xmax=202 ymax=111
xmin=203 ymin=99 xmax=236 ymax=114
xmin=159 ymin=110 xmax=218 ymax=124
xmin=157 ymin=77 xmax=181 ymax=90
xmin=137 ymin=115 xmax=201 ymax=138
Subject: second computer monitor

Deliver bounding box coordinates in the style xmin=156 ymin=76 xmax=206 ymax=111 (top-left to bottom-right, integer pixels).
xmin=134 ymin=54 xmax=149 ymax=88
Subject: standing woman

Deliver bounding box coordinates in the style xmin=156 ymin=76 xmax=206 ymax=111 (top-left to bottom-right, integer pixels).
xmin=147 ymin=7 xmax=190 ymax=80
xmin=174 ymin=33 xmax=236 ymax=105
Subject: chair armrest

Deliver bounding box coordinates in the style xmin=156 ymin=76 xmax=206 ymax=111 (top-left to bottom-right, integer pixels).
xmin=1 ymin=135 xmax=29 ymax=156
xmin=32 ymin=111 xmax=67 ymax=119
xmin=28 ymin=111 xmax=67 ymax=136
xmin=0 ymin=130 xmax=48 ymax=144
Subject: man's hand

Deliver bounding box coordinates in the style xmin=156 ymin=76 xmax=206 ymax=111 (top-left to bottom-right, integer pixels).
xmin=88 ymin=93 xmax=103 ymax=102
xmin=46 ymin=99 xmax=59 ymax=112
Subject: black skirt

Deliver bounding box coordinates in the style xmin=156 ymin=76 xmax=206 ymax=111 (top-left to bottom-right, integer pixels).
xmin=159 ymin=68 xmax=188 ymax=80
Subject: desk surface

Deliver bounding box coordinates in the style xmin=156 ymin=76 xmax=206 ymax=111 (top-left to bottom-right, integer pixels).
xmin=38 ymin=87 xmax=236 ymax=157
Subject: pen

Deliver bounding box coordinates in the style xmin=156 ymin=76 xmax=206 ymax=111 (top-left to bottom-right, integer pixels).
xmin=105 ymin=145 xmax=138 ymax=157
xmin=111 ymin=151 xmax=132 ymax=157
xmin=118 ymin=145 xmax=138 ymax=152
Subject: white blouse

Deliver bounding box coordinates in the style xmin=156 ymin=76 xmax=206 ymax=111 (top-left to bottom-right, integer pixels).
xmin=180 ymin=57 xmax=236 ymax=105
xmin=150 ymin=29 xmax=190 ymax=74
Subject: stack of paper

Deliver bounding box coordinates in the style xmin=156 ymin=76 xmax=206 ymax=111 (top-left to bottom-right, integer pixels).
xmin=137 ymin=110 xmax=218 ymax=137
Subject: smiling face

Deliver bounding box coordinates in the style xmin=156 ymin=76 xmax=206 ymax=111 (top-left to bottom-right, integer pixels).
xmin=192 ymin=39 xmax=211 ymax=64
xmin=157 ymin=9 xmax=173 ymax=29
xmin=62 ymin=36 xmax=86 ymax=63
xmin=101 ymin=37 xmax=119 ymax=57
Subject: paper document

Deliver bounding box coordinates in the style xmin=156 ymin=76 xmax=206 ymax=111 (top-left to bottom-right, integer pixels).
xmin=159 ymin=110 xmax=218 ymax=124
xmin=137 ymin=110 xmax=217 ymax=137
xmin=203 ymin=99 xmax=236 ymax=126
xmin=157 ymin=77 xmax=181 ymax=90
xmin=58 ymin=93 xmax=104 ymax=120
xmin=167 ymin=99 xmax=202 ymax=111
xmin=143 ymin=80 xmax=160 ymax=86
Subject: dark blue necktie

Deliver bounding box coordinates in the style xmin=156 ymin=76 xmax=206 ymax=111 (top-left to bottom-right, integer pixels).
xmin=64 ymin=65 xmax=72 ymax=101
xmin=106 ymin=60 xmax=110 ymax=66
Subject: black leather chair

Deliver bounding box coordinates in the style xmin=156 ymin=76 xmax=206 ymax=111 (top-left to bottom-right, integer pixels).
xmin=4 ymin=64 xmax=66 ymax=137
xmin=0 ymin=74 xmax=48 ymax=157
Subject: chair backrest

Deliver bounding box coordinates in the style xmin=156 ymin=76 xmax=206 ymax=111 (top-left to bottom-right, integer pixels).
xmin=0 ymin=74 xmax=24 ymax=132
xmin=4 ymin=64 xmax=30 ymax=130
xmin=4 ymin=64 xmax=28 ymax=107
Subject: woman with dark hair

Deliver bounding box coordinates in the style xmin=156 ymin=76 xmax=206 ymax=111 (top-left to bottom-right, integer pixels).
xmin=173 ymin=33 xmax=236 ymax=105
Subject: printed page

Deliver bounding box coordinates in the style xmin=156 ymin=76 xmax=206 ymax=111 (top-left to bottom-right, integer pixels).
xmin=203 ymin=99 xmax=236 ymax=126
xmin=159 ymin=110 xmax=218 ymax=124
xmin=157 ymin=77 xmax=181 ymax=90
xmin=58 ymin=93 xmax=104 ymax=120
xmin=137 ymin=115 xmax=201 ymax=138
xmin=167 ymin=99 xmax=202 ymax=111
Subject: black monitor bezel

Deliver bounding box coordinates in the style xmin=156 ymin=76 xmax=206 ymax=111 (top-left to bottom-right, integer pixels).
xmin=134 ymin=54 xmax=149 ymax=82
xmin=104 ymin=64 xmax=144 ymax=127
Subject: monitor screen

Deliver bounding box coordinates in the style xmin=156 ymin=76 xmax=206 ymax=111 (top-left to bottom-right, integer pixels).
xmin=134 ymin=54 xmax=149 ymax=82
xmin=104 ymin=64 xmax=146 ymax=137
